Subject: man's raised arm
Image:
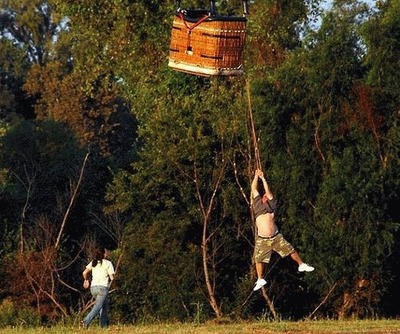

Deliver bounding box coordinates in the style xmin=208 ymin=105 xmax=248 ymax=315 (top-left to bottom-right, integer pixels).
xmin=259 ymin=171 xmax=274 ymax=200
xmin=251 ymin=170 xmax=260 ymax=199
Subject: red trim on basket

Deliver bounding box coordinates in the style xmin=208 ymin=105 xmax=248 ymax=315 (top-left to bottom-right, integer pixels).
xmin=179 ymin=11 xmax=211 ymax=31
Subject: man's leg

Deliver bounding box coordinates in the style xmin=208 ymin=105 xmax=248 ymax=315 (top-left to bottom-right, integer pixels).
xmin=255 ymin=262 xmax=264 ymax=279
xmin=253 ymin=262 xmax=267 ymax=291
xmin=289 ymin=250 xmax=302 ymax=265
xmin=290 ymin=251 xmax=314 ymax=272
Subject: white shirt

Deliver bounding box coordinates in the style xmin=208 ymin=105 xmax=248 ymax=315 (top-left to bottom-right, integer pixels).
xmin=86 ymin=259 xmax=115 ymax=287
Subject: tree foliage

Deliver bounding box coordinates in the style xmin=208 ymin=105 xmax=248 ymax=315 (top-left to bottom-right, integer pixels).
xmin=0 ymin=0 xmax=399 ymax=325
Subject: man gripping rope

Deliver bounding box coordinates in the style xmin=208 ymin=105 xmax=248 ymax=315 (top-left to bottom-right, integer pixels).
xmin=251 ymin=169 xmax=314 ymax=291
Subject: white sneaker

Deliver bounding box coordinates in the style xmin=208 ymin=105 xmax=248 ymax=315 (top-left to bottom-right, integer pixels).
xmin=253 ymin=278 xmax=267 ymax=291
xmin=298 ymin=263 xmax=315 ymax=272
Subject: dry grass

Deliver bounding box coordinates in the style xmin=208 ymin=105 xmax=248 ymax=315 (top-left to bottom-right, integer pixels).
xmin=0 ymin=319 xmax=399 ymax=334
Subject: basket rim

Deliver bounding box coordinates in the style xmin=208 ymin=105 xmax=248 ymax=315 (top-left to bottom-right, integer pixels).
xmin=168 ymin=59 xmax=243 ymax=76
xmin=175 ymin=9 xmax=247 ymax=23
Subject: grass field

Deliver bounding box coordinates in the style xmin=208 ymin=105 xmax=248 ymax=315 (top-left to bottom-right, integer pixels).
xmin=0 ymin=319 xmax=399 ymax=334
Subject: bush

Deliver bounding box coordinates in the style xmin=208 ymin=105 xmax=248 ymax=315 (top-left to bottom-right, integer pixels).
xmin=0 ymin=299 xmax=41 ymax=327
xmin=0 ymin=299 xmax=17 ymax=327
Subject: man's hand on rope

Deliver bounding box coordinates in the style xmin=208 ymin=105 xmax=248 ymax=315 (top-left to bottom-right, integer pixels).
xmin=255 ymin=169 xmax=264 ymax=179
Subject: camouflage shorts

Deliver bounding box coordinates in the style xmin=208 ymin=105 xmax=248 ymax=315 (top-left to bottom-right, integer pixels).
xmin=254 ymin=233 xmax=295 ymax=263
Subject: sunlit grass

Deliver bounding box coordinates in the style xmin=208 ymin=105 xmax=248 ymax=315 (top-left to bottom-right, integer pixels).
xmin=0 ymin=319 xmax=399 ymax=333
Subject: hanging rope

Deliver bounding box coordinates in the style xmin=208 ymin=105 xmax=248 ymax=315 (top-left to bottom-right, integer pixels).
xmin=245 ymin=79 xmax=278 ymax=318
xmin=246 ymin=78 xmax=261 ymax=171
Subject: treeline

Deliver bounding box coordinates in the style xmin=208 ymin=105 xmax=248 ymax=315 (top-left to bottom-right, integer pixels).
xmin=0 ymin=0 xmax=399 ymax=326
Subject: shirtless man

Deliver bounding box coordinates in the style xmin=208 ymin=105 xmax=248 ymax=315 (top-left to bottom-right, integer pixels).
xmin=251 ymin=169 xmax=314 ymax=291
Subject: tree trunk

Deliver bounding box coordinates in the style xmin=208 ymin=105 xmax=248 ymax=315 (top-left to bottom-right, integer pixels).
xmin=194 ymin=158 xmax=226 ymax=318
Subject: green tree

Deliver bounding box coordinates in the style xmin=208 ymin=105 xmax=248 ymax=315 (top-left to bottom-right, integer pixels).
xmin=1 ymin=0 xmax=399 ymax=323
xmin=0 ymin=39 xmax=34 ymax=120
xmin=110 ymin=0 xmax=337 ymax=322
xmin=0 ymin=119 xmax=88 ymax=320
xmin=359 ymin=0 xmax=400 ymax=316
xmin=110 ymin=71 xmax=255 ymax=321
xmin=246 ymin=0 xmax=321 ymax=70
xmin=247 ymin=0 xmax=399 ymax=318
xmin=0 ymin=0 xmax=61 ymax=66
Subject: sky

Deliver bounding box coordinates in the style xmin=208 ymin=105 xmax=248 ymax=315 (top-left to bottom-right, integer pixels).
xmin=311 ymin=0 xmax=378 ymax=30
xmin=322 ymin=0 xmax=377 ymax=10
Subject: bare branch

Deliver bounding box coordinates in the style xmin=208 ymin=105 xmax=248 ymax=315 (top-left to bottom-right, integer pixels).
xmin=306 ymin=281 xmax=338 ymax=320
xmin=55 ymin=152 xmax=90 ymax=249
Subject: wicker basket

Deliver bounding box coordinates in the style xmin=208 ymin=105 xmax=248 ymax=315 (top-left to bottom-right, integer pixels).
xmin=168 ymin=9 xmax=247 ymax=76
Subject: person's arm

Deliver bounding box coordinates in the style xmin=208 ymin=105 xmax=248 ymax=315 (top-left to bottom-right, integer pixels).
xmin=83 ymin=268 xmax=91 ymax=280
xmin=259 ymin=171 xmax=274 ymax=200
xmin=83 ymin=267 xmax=91 ymax=289
xmin=251 ymin=170 xmax=260 ymax=199
xmin=108 ymin=263 xmax=115 ymax=287
xmin=109 ymin=263 xmax=115 ymax=281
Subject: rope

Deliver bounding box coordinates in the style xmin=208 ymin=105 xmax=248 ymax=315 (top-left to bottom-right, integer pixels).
xmin=246 ymin=78 xmax=261 ymax=171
